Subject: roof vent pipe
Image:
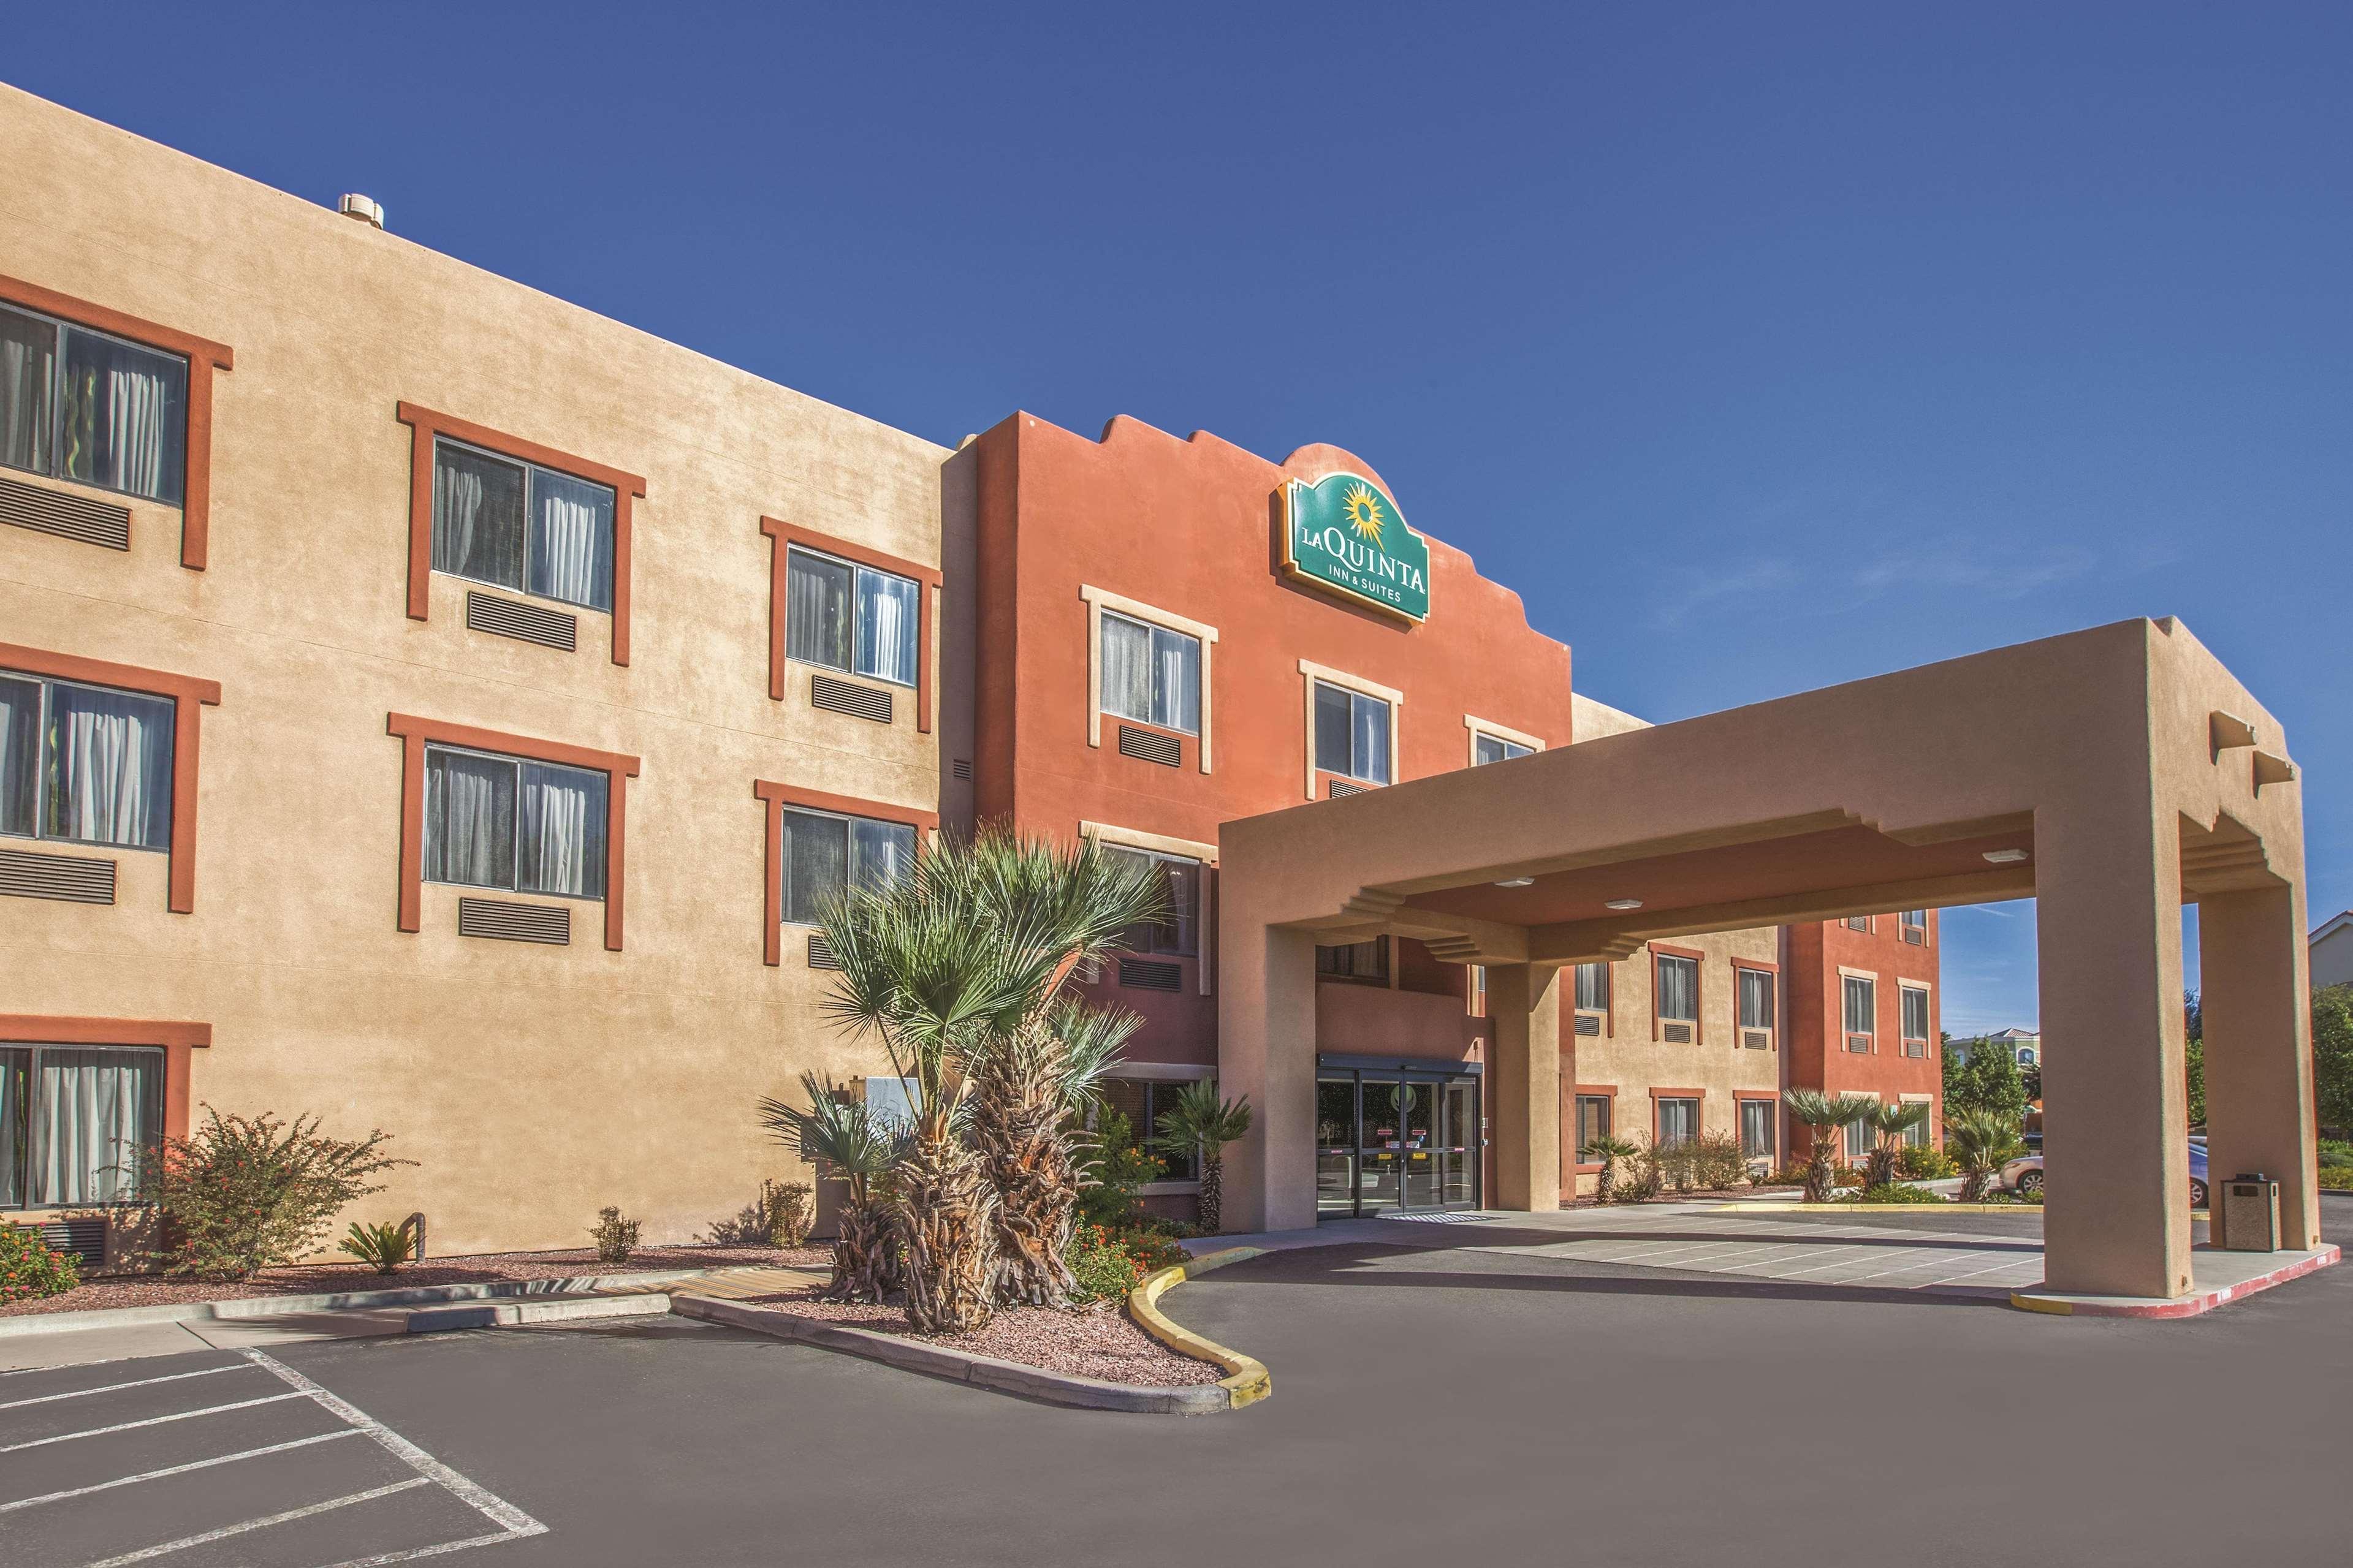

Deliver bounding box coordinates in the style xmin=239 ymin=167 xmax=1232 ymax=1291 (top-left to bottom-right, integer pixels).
xmin=338 ymin=193 xmax=386 ymax=229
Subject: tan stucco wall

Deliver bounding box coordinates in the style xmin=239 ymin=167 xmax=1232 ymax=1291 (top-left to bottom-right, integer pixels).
xmin=0 ymin=85 xmax=952 ymax=1253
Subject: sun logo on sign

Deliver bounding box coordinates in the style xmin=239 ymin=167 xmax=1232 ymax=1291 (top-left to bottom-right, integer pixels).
xmin=1342 ymin=483 xmax=1385 ymax=545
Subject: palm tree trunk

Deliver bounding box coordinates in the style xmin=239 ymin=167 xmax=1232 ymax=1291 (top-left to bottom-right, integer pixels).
xmin=1803 ymin=1133 xmax=1834 ymax=1203
xmin=1197 ymin=1155 xmax=1223 ymax=1233
xmin=1594 ymin=1161 xmax=1617 ymax=1203
xmin=829 ymin=1200 xmax=892 ymax=1303
xmin=1960 ymin=1166 xmax=1990 ymax=1203
xmin=894 ymin=1129 xmax=999 ymax=1335
xmin=1866 ymin=1143 xmax=1897 ymax=1189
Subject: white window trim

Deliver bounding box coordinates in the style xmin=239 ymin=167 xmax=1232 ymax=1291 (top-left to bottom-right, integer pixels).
xmin=1464 ymin=714 xmax=1544 ymax=768
xmin=1844 ymin=1091 xmax=1882 ymax=1158
xmin=1899 ymin=980 xmax=1933 ymax=1044
xmin=1080 ymin=585 xmax=1217 ymax=774
xmin=1081 ymin=820 xmax=1217 ymax=997
xmin=1839 ymin=966 xmax=1879 ymax=1050
xmin=1298 ymin=658 xmax=1402 ymax=800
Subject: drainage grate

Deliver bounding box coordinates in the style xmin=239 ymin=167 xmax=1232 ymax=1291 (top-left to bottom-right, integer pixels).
xmin=1662 ymin=1023 xmax=1692 ymax=1044
xmin=40 ymin=1217 xmax=110 ymax=1268
xmin=1327 ymin=779 xmax=1367 ymax=798
xmin=807 ymin=932 xmax=842 ymax=970
xmin=1378 ymin=1211 xmax=1504 ymax=1224
xmin=0 ymin=846 xmax=117 ymax=904
xmin=1119 ymin=957 xmax=1184 ymax=991
xmin=0 ymin=472 xmax=132 ymax=550
xmin=812 ymin=673 xmax=893 ymax=723
xmin=466 ymin=590 xmax=577 ymax=651
xmin=458 ymin=896 xmax=571 ymax=945
xmin=1573 ymin=1013 xmax=1602 ymax=1037
xmin=1117 ymin=725 xmax=1182 ymax=767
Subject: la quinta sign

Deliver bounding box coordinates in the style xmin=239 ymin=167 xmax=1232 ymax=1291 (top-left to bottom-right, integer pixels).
xmin=1278 ymin=472 xmax=1431 ymax=622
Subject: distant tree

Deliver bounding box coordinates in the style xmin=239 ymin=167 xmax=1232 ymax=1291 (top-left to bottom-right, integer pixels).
xmin=2315 ymin=984 xmax=2353 ymax=1135
xmin=2183 ymin=989 xmax=2205 ymax=1128
xmin=1945 ymin=1039 xmax=2028 ymax=1127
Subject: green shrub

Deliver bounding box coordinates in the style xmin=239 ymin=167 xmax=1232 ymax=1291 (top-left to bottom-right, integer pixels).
xmin=1 ymin=1222 xmax=80 ymax=1302
xmin=1762 ymin=1165 xmax=1811 ymax=1188
xmin=2317 ymin=1167 xmax=2353 ymax=1192
xmin=766 ymin=1180 xmax=814 ymax=1248
xmin=336 ymin=1220 xmax=416 ymax=1274
xmin=590 ymin=1206 xmax=641 ymax=1265
xmin=1855 ymin=1183 xmax=1945 ymax=1205
xmin=1898 ymin=1145 xmax=1958 ymax=1180
xmin=1980 ymin=1187 xmax=2045 ymax=1206
xmin=1065 ymin=1224 xmax=1149 ymax=1303
xmin=1076 ymin=1110 xmax=1161 ymax=1230
xmin=1110 ymin=1227 xmax=1189 ymax=1274
xmin=142 ymin=1107 xmax=409 ymax=1281
xmin=2317 ymin=1138 xmax=2353 ymax=1168
xmin=1691 ymin=1132 xmax=1752 ymax=1191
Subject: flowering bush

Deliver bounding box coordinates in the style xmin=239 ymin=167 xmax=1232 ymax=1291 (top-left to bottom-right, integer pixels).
xmin=1066 ymin=1224 xmax=1149 ymax=1303
xmin=1898 ymin=1145 xmax=1960 ymax=1180
xmin=1076 ymin=1110 xmax=1163 ymax=1230
xmin=140 ymin=1107 xmax=409 ymax=1281
xmin=1 ymin=1222 xmax=80 ymax=1302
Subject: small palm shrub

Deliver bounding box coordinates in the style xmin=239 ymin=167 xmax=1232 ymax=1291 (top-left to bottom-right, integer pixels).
xmin=142 ymin=1108 xmax=409 ymax=1281
xmin=1947 ymin=1108 xmax=2026 ymax=1202
xmin=767 ymin=1180 xmax=814 ymax=1248
xmin=1898 ymin=1145 xmax=1958 ymax=1180
xmin=1581 ymin=1134 xmax=1641 ymax=1201
xmin=337 ymin=1219 xmax=417 ymax=1274
xmin=1 ymin=1221 xmax=80 ymax=1302
xmin=589 ymin=1207 xmax=641 ymax=1265
xmin=1782 ymin=1090 xmax=1880 ymax=1202
xmin=1147 ymin=1079 xmax=1252 ymax=1234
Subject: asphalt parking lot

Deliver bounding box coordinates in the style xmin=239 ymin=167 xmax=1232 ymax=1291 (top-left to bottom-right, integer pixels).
xmin=5 ymin=1197 xmax=2346 ymax=1567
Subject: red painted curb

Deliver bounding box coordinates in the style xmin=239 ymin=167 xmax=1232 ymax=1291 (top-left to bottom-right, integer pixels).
xmin=2021 ymin=1245 xmax=2340 ymax=1319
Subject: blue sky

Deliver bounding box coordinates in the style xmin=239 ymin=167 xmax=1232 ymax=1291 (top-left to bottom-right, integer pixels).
xmin=10 ymin=4 xmax=2348 ymax=1035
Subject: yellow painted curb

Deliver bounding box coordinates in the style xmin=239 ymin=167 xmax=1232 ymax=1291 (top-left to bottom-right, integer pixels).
xmin=1127 ymin=1246 xmax=1271 ymax=1411
xmin=2009 ymin=1292 xmax=2074 ymax=1315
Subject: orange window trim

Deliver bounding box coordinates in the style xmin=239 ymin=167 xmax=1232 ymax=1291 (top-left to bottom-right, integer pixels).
xmin=0 ymin=642 xmax=221 ymax=914
xmin=761 ymin=517 xmax=941 ymax=734
xmin=1650 ymin=941 xmax=1705 ymax=1041
xmin=1571 ymin=1083 xmax=1616 ymax=1173
xmin=753 ymin=781 xmax=940 ymax=966
xmin=395 ymin=403 xmax=646 ymax=667
xmin=0 ymin=275 xmax=233 ymax=572
xmin=0 ymin=1015 xmax=210 ymax=1148
xmin=387 ymin=714 xmax=641 ymax=950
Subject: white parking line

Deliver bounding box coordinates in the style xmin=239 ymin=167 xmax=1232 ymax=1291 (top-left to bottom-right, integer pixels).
xmin=80 ymin=1479 xmax=433 ymax=1567
xmin=0 ymin=1364 xmax=250 ymax=1412
xmin=313 ymin=1529 xmax=527 ymax=1567
xmin=0 ymin=1391 xmax=306 ymax=1453
xmin=0 ymin=1430 xmax=365 ymax=1513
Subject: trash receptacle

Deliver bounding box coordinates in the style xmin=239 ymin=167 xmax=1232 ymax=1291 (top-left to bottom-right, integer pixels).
xmin=2219 ymin=1173 xmax=2280 ymax=1252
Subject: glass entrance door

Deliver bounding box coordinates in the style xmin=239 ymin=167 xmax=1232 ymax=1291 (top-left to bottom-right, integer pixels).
xmin=1316 ymin=1067 xmax=1481 ymax=1219
xmin=1316 ymin=1077 xmax=1357 ymax=1218
xmin=1356 ymin=1078 xmax=1402 ymax=1212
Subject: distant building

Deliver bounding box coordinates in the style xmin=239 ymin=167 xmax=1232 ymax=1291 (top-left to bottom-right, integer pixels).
xmin=1953 ymin=1028 xmax=2041 ymax=1067
xmin=2309 ymin=910 xmax=2353 ymax=990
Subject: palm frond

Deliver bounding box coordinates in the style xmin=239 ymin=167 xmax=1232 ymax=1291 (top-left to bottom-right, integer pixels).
xmin=1150 ymin=1078 xmax=1253 ymax=1156
xmin=1044 ymin=999 xmax=1143 ymax=1114
xmin=756 ymin=1070 xmax=903 ymax=1180
xmin=1871 ymin=1100 xmax=1931 ymax=1135
xmin=1782 ymin=1088 xmax=1882 ymax=1128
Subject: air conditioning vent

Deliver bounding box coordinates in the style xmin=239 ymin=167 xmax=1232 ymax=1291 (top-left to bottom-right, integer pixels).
xmin=0 ymin=846 xmax=116 ymax=904
xmin=458 ymin=896 xmax=571 ymax=945
xmin=0 ymin=473 xmax=131 ymax=550
xmin=1327 ymin=779 xmax=1367 ymax=798
xmin=466 ymin=590 xmax=577 ymax=651
xmin=1573 ymin=1013 xmax=1602 ymax=1037
xmin=807 ymin=932 xmax=842 ymax=970
xmin=1117 ymin=724 xmax=1182 ymax=767
xmin=1662 ymin=1022 xmax=1692 ymax=1044
xmin=951 ymin=758 xmax=973 ymax=781
xmin=39 ymin=1217 xmax=108 ymax=1269
xmin=1902 ymin=1039 xmax=1928 ymax=1058
xmin=812 ymin=673 xmax=893 ymax=724
xmin=1742 ymin=1029 xmax=1771 ymax=1051
xmin=1119 ymin=958 xmax=1184 ymax=991
xmin=1903 ymin=926 xmax=1925 ymax=945
xmin=1846 ymin=1032 xmax=1873 ymax=1053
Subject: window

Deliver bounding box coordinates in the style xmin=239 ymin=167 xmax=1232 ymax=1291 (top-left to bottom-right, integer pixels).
xmin=1844 ymin=915 xmax=1872 ymax=933
xmin=1575 ymin=961 xmax=1610 ymax=1013
xmin=1100 ymin=845 xmax=1200 ymax=957
xmin=1738 ymin=968 xmax=1774 ymax=1032
xmin=0 ymin=1044 xmax=162 ymax=1208
xmin=431 ymin=438 xmax=616 ymax=613
xmin=1656 ymin=1097 xmax=1698 ymax=1146
xmin=1101 ymin=613 xmax=1200 ymax=735
xmin=1101 ymin=1078 xmax=1196 ymax=1181
xmin=1575 ymin=1094 xmax=1612 ymax=1161
xmin=1845 ymin=1108 xmax=1876 ymax=1162
xmin=1473 ymin=732 xmax=1532 ymax=765
xmin=1901 ymin=1102 xmax=1933 ymax=1148
xmin=1843 ymin=974 xmax=1876 ymax=1050
xmin=1740 ymin=1099 xmax=1776 ymax=1160
xmin=778 ymin=808 xmax=917 ymax=925
xmin=1901 ymin=908 xmax=1927 ymax=942
xmin=0 ymin=304 xmax=188 ymax=505
xmin=1901 ymin=987 xmax=1931 ymax=1056
xmin=1654 ymin=953 xmax=1698 ymax=1023
xmin=786 ymin=545 xmax=919 ymax=687
xmin=1317 ymin=937 xmax=1389 ymax=983
xmin=0 ymin=670 xmax=175 ymax=850
xmin=1312 ymin=680 xmax=1391 ymax=784
xmin=424 ymin=744 xmax=610 ymax=900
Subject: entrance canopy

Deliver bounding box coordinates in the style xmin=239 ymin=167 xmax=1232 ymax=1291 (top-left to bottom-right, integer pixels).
xmin=1217 ymin=618 xmax=2316 ymax=1301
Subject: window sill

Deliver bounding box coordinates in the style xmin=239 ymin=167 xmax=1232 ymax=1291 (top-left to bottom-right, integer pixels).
xmin=788 ymin=657 xmax=916 ymax=694
xmin=1138 ymin=1181 xmax=1202 ymax=1197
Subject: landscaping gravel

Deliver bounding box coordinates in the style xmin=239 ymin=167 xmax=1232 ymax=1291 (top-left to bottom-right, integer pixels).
xmin=1 ymin=1243 xmax=832 ymax=1317
xmin=752 ymin=1287 xmax=1226 ymax=1387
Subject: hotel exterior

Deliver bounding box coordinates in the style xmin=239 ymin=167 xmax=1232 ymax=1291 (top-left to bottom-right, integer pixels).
xmin=3 ymin=80 xmax=2020 ymax=1262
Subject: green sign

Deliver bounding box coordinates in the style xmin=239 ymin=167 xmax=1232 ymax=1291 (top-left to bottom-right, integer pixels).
xmin=1279 ymin=472 xmax=1431 ymax=622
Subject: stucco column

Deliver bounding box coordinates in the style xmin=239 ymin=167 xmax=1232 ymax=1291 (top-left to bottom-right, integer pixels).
xmin=2036 ymin=804 xmax=2194 ymax=1298
xmin=1218 ymin=915 xmax=1320 ymax=1236
xmin=1487 ymin=963 xmax=1562 ymax=1212
xmin=2199 ymin=883 xmax=2321 ymax=1250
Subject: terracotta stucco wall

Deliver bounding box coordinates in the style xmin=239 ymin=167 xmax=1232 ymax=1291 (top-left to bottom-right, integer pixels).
xmin=0 ymin=86 xmax=951 ymax=1252
xmin=1789 ymin=913 xmax=1944 ymax=1153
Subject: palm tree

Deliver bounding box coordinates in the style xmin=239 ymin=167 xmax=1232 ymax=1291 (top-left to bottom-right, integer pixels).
xmin=1782 ymin=1089 xmax=1880 ymax=1202
xmin=1864 ymin=1100 xmax=1931 ymax=1188
xmin=1579 ymin=1134 xmax=1642 ymax=1203
xmin=1947 ymin=1107 xmax=2025 ymax=1202
xmin=758 ymin=1071 xmax=902 ymax=1301
xmin=1149 ymin=1078 xmax=1254 ymax=1233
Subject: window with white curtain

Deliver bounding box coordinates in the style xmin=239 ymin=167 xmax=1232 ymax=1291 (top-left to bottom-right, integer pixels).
xmin=1101 ymin=844 xmax=1199 ymax=956
xmin=1656 ymin=1097 xmax=1698 ymax=1146
xmin=778 ymin=807 xmax=917 ymax=925
xmin=0 ymin=1043 xmax=163 ymax=1209
xmin=1901 ymin=1101 xmax=1933 ymax=1148
xmin=1100 ymin=612 xmax=1200 ymax=734
xmin=430 ymin=437 xmax=615 ymax=613
xmin=1575 ymin=961 xmax=1609 ymax=1013
xmin=1473 ymin=732 xmax=1532 ymax=765
xmin=786 ymin=546 xmax=919 ymax=688
xmin=1741 ymin=1099 xmax=1776 ymax=1159
xmin=0 ymin=303 xmax=188 ymax=505
xmin=0 ymin=669 xmax=175 ymax=851
xmin=1845 ymin=1105 xmax=1877 ymax=1161
xmin=1901 ymin=986 xmax=1930 ymax=1044
xmin=1738 ymin=968 xmax=1775 ymax=1030
xmin=1654 ymin=953 xmax=1698 ymax=1023
xmin=1312 ymin=681 xmax=1390 ymax=784
xmin=423 ymin=744 xmax=609 ymax=900
xmin=1844 ymin=974 xmax=1877 ymax=1048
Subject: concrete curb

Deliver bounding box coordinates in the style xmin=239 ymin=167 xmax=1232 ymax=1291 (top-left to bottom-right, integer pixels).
xmin=2009 ymin=1244 xmax=2341 ymax=1319
xmin=1126 ymin=1247 xmax=1271 ymax=1410
xmin=0 ymin=1264 xmax=775 ymax=1340
xmin=671 ymin=1293 xmax=1233 ymax=1415
xmin=405 ymin=1293 xmax=675 ymax=1333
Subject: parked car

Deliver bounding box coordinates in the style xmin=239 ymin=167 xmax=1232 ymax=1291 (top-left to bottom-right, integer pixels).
xmin=2002 ymin=1142 xmax=2208 ymax=1206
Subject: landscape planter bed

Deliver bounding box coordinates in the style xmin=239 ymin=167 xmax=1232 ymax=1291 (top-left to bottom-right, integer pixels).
xmin=746 ymin=1287 xmax=1224 ymax=1387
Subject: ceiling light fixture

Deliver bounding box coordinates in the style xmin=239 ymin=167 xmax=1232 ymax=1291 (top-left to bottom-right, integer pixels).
xmin=1605 ymin=898 xmax=1644 ymax=911
xmin=1494 ymin=877 xmax=1534 ymax=888
xmin=1982 ymin=849 xmax=2030 ymax=865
